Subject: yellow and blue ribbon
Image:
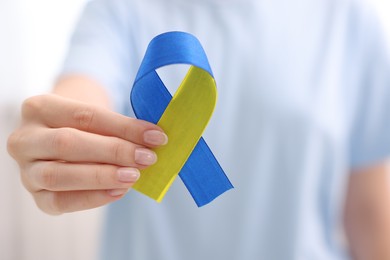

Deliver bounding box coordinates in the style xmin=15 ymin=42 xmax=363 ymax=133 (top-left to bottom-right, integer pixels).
xmin=130 ymin=31 xmax=233 ymax=207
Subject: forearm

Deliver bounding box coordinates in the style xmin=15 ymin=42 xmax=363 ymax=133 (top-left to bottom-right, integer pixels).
xmin=53 ymin=75 xmax=112 ymax=109
xmin=344 ymin=162 xmax=390 ymax=260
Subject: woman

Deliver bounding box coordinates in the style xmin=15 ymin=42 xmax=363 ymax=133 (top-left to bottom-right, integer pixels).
xmin=7 ymin=0 xmax=390 ymax=259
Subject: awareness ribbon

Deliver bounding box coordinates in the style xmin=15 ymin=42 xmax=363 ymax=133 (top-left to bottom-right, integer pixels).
xmin=130 ymin=31 xmax=233 ymax=207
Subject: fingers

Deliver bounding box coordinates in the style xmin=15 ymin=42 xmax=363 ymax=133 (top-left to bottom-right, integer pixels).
xmin=9 ymin=94 xmax=167 ymax=214
xmin=23 ymin=161 xmax=140 ymax=192
xmin=23 ymin=161 xmax=140 ymax=215
xmin=21 ymin=94 xmax=168 ymax=147
xmin=34 ymin=189 xmax=128 ymax=215
xmin=16 ymin=127 xmax=157 ymax=167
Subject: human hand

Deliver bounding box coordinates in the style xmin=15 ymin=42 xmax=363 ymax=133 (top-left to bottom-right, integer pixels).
xmin=7 ymin=94 xmax=168 ymax=215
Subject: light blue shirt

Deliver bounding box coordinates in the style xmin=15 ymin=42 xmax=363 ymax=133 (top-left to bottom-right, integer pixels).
xmin=62 ymin=0 xmax=390 ymax=259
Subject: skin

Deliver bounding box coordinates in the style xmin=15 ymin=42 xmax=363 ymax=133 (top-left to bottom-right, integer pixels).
xmin=344 ymin=163 xmax=390 ymax=260
xmin=7 ymin=75 xmax=168 ymax=215
xmin=7 ymin=75 xmax=390 ymax=259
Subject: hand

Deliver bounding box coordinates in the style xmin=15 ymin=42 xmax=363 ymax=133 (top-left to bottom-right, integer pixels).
xmin=7 ymin=94 xmax=168 ymax=215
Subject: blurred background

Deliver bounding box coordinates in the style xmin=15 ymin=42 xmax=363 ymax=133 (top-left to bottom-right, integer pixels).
xmin=0 ymin=0 xmax=389 ymax=259
xmin=0 ymin=1 xmax=100 ymax=260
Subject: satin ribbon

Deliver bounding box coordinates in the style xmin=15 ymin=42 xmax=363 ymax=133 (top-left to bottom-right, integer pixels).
xmin=130 ymin=31 xmax=233 ymax=207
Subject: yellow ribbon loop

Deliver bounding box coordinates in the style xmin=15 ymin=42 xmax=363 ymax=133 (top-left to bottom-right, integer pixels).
xmin=133 ymin=66 xmax=217 ymax=202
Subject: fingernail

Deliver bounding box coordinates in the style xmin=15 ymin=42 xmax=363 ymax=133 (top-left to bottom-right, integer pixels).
xmin=135 ymin=148 xmax=157 ymax=165
xmin=108 ymin=188 xmax=129 ymax=197
xmin=117 ymin=168 xmax=140 ymax=183
xmin=144 ymin=130 xmax=168 ymax=146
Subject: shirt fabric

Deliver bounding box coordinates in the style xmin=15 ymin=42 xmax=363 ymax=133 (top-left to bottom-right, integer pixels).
xmin=62 ymin=0 xmax=390 ymax=259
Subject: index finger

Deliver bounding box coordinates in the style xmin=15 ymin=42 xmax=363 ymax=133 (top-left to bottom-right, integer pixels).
xmin=22 ymin=94 xmax=168 ymax=147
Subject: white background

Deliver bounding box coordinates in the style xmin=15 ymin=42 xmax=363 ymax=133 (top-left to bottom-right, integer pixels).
xmin=0 ymin=0 xmax=389 ymax=259
xmin=0 ymin=1 xmax=102 ymax=260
